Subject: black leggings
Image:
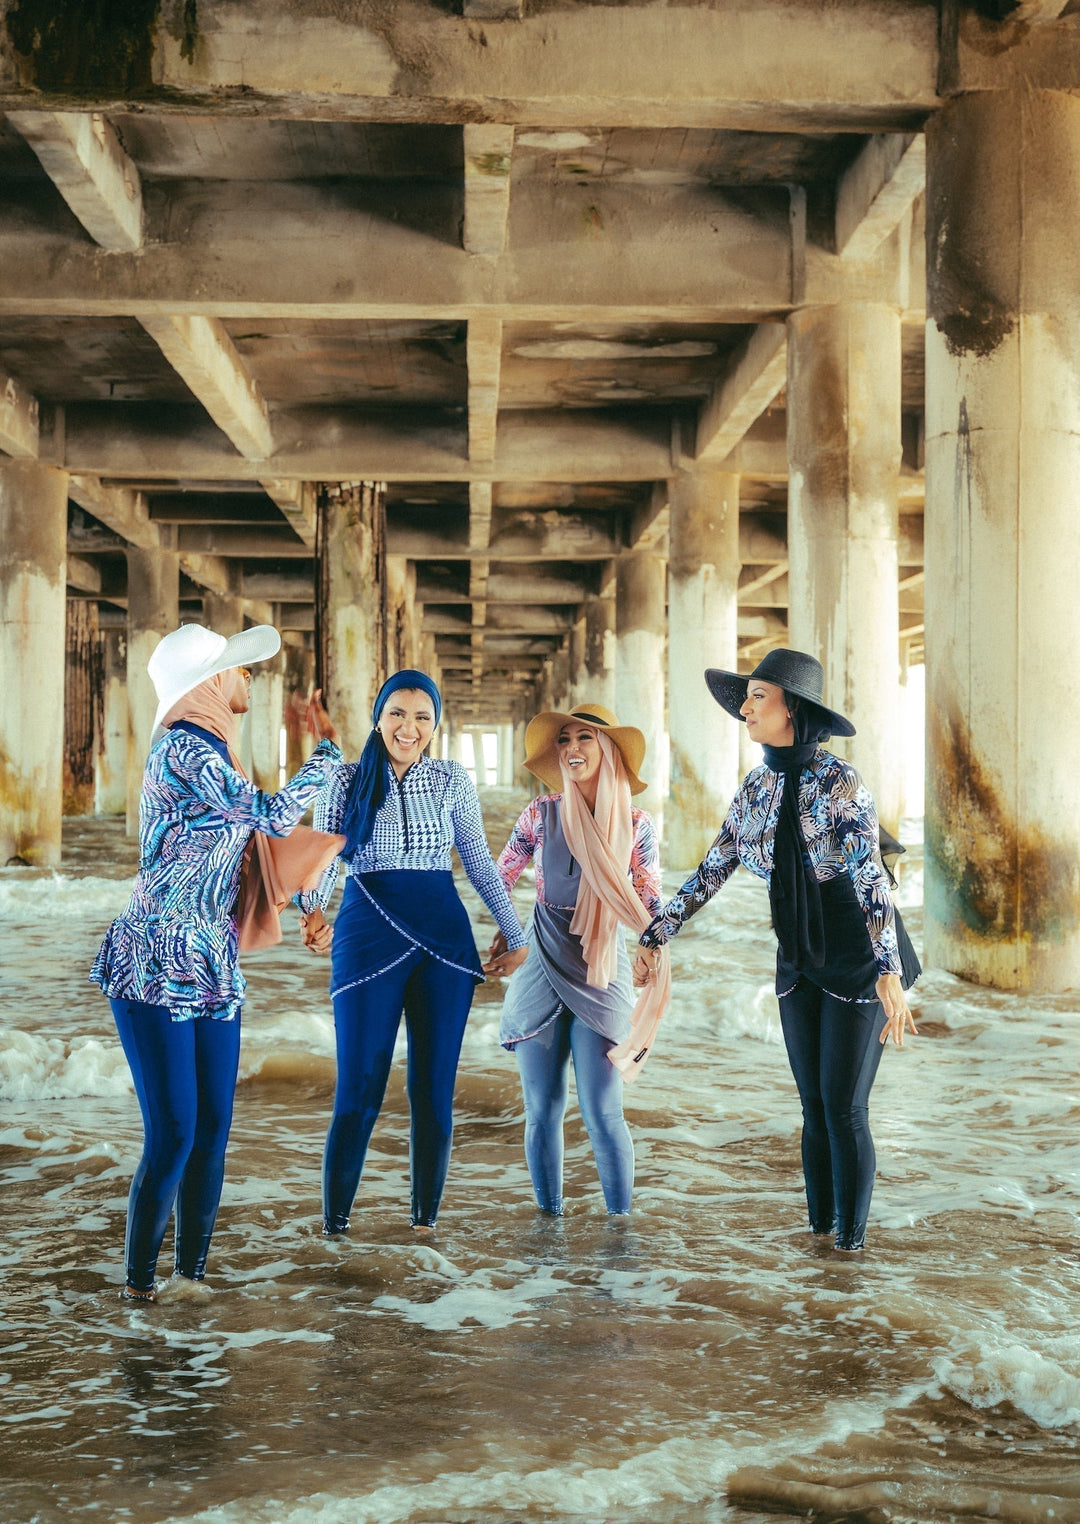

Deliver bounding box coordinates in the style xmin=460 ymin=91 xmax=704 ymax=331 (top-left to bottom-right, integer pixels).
xmin=778 ymin=977 xmax=887 ymax=1251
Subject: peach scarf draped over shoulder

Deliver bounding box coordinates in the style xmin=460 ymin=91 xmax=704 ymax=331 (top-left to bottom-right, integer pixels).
xmin=161 ymin=674 xmax=344 ymax=952
xmin=559 ymin=733 xmax=671 ymax=1081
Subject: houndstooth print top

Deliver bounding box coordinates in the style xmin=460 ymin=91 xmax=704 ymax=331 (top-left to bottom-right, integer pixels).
xmin=300 ymin=754 xmax=526 ymax=950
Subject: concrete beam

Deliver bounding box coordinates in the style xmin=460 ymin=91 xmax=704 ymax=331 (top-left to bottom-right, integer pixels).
xmin=464 ymin=125 xmax=515 ymax=257
xmin=695 ymin=325 xmax=787 ymax=462
xmin=836 ymin=132 xmax=926 ymax=261
xmin=0 ymin=1 xmax=939 ymax=131
xmin=0 ymin=368 xmax=40 ymax=459
xmin=66 ymin=554 xmax=102 ymax=595
xmin=177 ymin=526 xmax=313 ymax=559
xmin=138 ymin=316 xmax=274 ymax=461
xmin=67 ymin=474 xmax=158 ymax=552
xmin=62 ymin=404 xmax=674 ymax=484
xmin=7 ymin=110 xmax=143 ymax=251
xmin=468 ymin=317 xmax=503 ymax=463
xmin=241 ymin=570 xmax=315 ymax=602
xmin=424 ymin=605 xmax=575 ymax=635
xmin=0 ymin=181 xmax=795 ymax=323
xmin=259 ymin=478 xmax=317 ymax=547
xmin=463 ymin=0 xmax=524 ymax=17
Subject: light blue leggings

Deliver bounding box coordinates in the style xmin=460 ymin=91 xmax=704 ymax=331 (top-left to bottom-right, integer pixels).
xmin=515 ymin=1006 xmax=634 ymax=1215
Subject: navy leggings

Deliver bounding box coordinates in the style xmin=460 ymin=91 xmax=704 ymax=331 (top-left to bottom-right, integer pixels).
xmin=111 ymin=999 xmax=242 ymax=1292
xmin=515 ymin=1007 xmax=634 ymax=1216
xmin=323 ymin=949 xmax=476 ymax=1231
xmin=778 ymin=977 xmax=887 ymax=1251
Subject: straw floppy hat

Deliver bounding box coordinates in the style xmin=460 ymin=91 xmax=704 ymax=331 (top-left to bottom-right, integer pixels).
xmin=524 ymin=704 xmax=648 ymax=796
xmin=148 ymin=622 xmax=282 ymax=745
xmin=704 ymin=647 xmax=856 ymax=738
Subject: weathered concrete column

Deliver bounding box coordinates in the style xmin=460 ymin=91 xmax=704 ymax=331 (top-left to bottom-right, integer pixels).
xmin=317 ymin=482 xmax=382 ymax=758
xmin=126 ymin=545 xmax=180 ymax=834
xmin=787 ymin=301 xmax=902 ymax=831
xmin=667 ymin=469 xmax=740 ymax=867
xmin=924 ymin=89 xmax=1080 ymax=990
xmin=615 ymin=549 xmax=667 ymax=820
xmin=201 ymin=591 xmax=244 ymax=637
xmin=0 ymin=461 xmax=68 ymax=866
xmin=283 ymin=641 xmax=315 ymax=774
xmin=497 ymin=722 xmax=515 ymax=786
xmin=250 ymin=652 xmax=285 ymax=793
xmin=513 ymin=716 xmax=530 ymax=791
xmin=566 ymin=617 xmax=587 ymax=709
xmin=94 ymin=626 xmax=128 ymax=815
xmin=64 ymin=598 xmax=100 ymax=816
xmin=582 ymin=589 xmax=617 ymax=712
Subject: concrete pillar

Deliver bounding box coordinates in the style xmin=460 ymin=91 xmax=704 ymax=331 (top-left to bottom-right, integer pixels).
xmin=94 ymin=626 xmax=128 ymax=815
xmin=666 ymin=469 xmax=741 ymax=868
xmin=0 ymin=461 xmax=68 ymax=866
xmin=787 ymin=301 xmax=903 ymax=832
xmin=924 ymin=88 xmax=1080 ymax=990
xmin=201 ymin=591 xmax=244 ymax=636
xmin=550 ymin=649 xmax=571 ymax=713
xmin=497 ymin=722 xmax=515 ymax=786
xmin=615 ymin=549 xmax=667 ymax=820
xmin=283 ymin=641 xmax=315 ymax=775
xmin=63 ymin=598 xmax=99 ymax=816
xmin=318 ymin=483 xmax=381 ymax=759
xmin=567 ymin=617 xmax=588 ymax=709
xmin=126 ymin=545 xmax=180 ymax=834
xmin=582 ymin=589 xmax=617 ymax=713
xmin=250 ymin=652 xmax=285 ymax=792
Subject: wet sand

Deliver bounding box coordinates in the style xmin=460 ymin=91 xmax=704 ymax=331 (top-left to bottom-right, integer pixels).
xmin=1 ymin=799 xmax=1078 ymax=1523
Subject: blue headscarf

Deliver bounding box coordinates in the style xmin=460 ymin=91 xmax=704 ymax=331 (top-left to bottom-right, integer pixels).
xmin=341 ymin=670 xmax=442 ymax=857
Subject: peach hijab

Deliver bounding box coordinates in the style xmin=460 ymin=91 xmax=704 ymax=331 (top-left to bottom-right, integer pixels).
xmin=161 ymin=673 xmax=343 ymax=952
xmin=559 ymin=732 xmax=671 ymax=1081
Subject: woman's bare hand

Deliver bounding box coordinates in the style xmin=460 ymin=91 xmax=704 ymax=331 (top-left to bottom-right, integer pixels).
xmin=633 ymin=945 xmax=662 ymax=988
xmin=301 ymin=908 xmax=332 ymax=954
xmin=876 ymin=972 xmax=917 ymax=1046
xmin=305 ymin=688 xmax=340 ymax=746
xmin=483 ymin=943 xmax=528 ymax=978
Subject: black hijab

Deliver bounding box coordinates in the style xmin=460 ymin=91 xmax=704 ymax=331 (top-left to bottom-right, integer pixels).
xmin=762 ymin=698 xmax=830 ymax=970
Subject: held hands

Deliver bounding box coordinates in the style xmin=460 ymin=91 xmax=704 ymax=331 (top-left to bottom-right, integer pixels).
xmin=483 ymin=931 xmax=528 ymax=978
xmin=300 ymin=908 xmax=332 ymax=955
xmin=305 ymin=688 xmax=340 ymax=747
xmin=632 ymin=945 xmax=662 ymax=988
xmin=876 ymin=972 xmax=918 ymax=1046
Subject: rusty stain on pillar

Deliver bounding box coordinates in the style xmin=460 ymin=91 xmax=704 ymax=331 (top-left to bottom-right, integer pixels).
xmin=0 ymin=460 xmax=69 ymax=866
xmin=615 ymin=549 xmax=667 ymax=822
xmin=126 ymin=543 xmax=179 ymax=834
xmin=667 ymin=469 xmax=740 ymax=868
xmin=787 ymin=301 xmax=902 ymax=832
xmin=924 ymin=88 xmax=1080 ymax=991
xmin=64 ymin=597 xmax=102 ymax=816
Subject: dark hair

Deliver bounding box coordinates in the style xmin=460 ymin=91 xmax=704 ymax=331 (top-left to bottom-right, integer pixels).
xmin=783 ymin=690 xmax=831 ymax=744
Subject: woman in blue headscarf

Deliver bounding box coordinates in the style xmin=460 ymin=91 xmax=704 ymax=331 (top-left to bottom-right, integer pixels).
xmin=299 ymin=671 xmax=528 ymax=1233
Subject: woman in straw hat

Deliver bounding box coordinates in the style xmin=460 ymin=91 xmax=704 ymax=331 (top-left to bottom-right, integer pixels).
xmin=489 ymin=704 xmax=669 ymax=1217
xmin=91 ymin=622 xmax=344 ymax=1302
xmin=297 ymin=670 xmax=528 ymax=1236
xmin=635 ymin=650 xmax=919 ymax=1253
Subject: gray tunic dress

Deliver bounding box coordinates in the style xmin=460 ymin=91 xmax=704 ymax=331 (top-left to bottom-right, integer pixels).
xmin=499 ymin=798 xmax=636 ymax=1049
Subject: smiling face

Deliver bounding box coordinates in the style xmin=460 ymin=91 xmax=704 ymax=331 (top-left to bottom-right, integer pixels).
xmin=556 ymin=723 xmax=603 ymax=787
xmin=739 ymin=678 xmax=794 ymax=747
xmin=377 ymin=688 xmax=437 ymax=774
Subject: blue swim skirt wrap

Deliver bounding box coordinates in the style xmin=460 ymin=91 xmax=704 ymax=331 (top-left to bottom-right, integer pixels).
xmin=330 ymin=871 xmax=484 ymax=999
xmin=340 ymin=669 xmax=442 ymax=858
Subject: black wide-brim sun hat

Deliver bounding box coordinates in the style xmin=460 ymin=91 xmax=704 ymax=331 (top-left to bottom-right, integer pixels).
xmin=704 ymin=647 xmax=856 ymax=738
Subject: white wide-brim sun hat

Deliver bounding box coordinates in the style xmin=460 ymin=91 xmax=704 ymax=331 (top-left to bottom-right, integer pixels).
xmin=148 ymin=622 xmax=282 ymax=746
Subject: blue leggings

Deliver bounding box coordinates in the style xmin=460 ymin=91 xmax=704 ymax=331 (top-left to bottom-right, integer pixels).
xmin=778 ymin=977 xmax=887 ymax=1251
xmin=111 ymin=999 xmax=242 ymax=1292
xmin=323 ymin=949 xmax=476 ymax=1231
xmin=515 ymin=1007 xmax=634 ymax=1216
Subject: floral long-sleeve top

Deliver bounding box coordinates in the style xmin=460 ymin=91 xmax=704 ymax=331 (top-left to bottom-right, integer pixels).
xmin=496 ymin=794 xmax=663 ymax=915
xmin=90 ymin=727 xmax=342 ymax=1022
xmin=640 ymin=748 xmax=902 ymax=976
xmin=298 ymin=754 xmax=525 ymax=950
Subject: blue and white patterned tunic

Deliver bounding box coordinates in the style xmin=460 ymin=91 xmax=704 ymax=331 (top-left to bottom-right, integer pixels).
xmin=91 ymin=728 xmax=342 ymax=1022
xmin=299 ymin=754 xmax=526 ymax=951
xmin=641 ymin=747 xmax=903 ymax=977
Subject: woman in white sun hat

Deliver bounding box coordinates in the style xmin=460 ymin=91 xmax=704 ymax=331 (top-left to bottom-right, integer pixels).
xmin=91 ymin=622 xmax=343 ymax=1303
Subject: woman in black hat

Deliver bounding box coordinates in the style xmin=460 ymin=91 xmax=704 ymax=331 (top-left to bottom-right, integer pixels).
xmin=633 ymin=648 xmax=919 ymax=1253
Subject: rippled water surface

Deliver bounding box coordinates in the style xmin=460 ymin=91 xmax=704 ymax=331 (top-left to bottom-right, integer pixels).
xmin=2 ymin=798 xmax=1079 ymax=1523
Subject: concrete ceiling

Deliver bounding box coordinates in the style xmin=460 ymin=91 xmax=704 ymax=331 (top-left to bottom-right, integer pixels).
xmin=0 ymin=0 xmax=1014 ymax=707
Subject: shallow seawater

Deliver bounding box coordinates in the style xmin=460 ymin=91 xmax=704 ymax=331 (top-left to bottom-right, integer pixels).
xmin=1 ymin=798 xmax=1079 ymax=1524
